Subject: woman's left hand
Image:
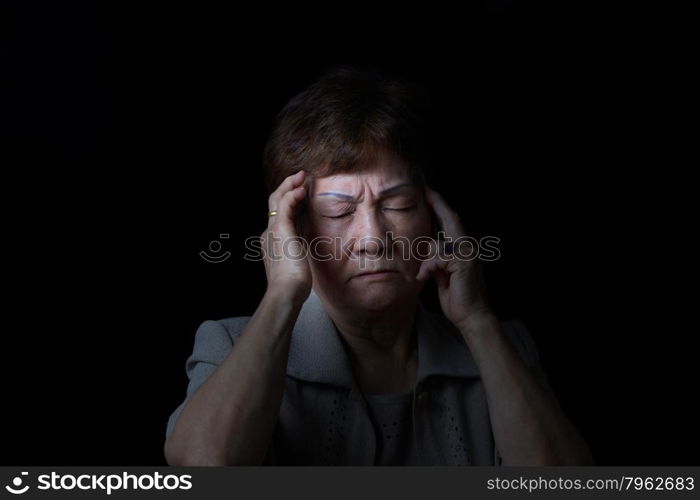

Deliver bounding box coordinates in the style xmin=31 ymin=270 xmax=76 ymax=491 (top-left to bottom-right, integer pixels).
xmin=416 ymin=185 xmax=494 ymax=333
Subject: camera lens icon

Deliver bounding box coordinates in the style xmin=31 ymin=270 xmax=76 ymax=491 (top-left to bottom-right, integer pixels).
xmin=200 ymin=234 xmax=231 ymax=263
xmin=5 ymin=472 xmax=29 ymax=494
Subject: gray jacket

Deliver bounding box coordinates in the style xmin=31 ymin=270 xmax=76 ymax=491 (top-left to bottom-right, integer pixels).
xmin=166 ymin=289 xmax=554 ymax=465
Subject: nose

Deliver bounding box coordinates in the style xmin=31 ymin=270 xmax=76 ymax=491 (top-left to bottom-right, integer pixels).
xmin=349 ymin=207 xmax=388 ymax=257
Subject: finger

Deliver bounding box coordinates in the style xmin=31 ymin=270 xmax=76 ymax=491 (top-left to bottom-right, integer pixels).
xmin=415 ymin=258 xmax=436 ymax=281
xmin=424 ymin=185 xmax=466 ymax=240
xmin=268 ymin=170 xmax=306 ymax=211
xmin=415 ymin=238 xmax=444 ymax=279
xmin=267 ymin=183 xmax=307 ymax=232
xmin=416 ymin=256 xmax=451 ymax=288
xmin=268 ymin=170 xmax=305 ymax=211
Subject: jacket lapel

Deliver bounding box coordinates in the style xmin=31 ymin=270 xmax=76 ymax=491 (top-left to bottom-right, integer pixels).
xmin=283 ymin=289 xmax=484 ymax=465
xmin=286 ymin=288 xmax=481 ymax=386
xmin=286 ymin=289 xmax=356 ymax=388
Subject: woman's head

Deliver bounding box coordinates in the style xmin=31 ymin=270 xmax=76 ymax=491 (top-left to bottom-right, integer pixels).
xmin=263 ymin=65 xmax=437 ymax=197
xmin=262 ymin=65 xmax=437 ymax=312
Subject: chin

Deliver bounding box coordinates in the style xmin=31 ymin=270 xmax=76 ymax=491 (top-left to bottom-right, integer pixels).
xmin=345 ymin=283 xmax=413 ymax=312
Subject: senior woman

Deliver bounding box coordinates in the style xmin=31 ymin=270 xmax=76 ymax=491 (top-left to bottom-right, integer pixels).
xmin=164 ymin=66 xmax=593 ymax=466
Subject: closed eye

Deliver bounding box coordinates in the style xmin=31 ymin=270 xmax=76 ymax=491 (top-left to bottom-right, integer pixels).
xmin=384 ymin=205 xmax=416 ymax=212
xmin=322 ymin=206 xmax=416 ymax=218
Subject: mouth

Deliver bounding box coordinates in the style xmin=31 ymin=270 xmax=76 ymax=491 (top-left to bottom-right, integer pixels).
xmin=351 ymin=270 xmax=398 ymax=280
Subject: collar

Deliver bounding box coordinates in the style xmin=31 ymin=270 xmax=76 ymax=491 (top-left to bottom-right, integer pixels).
xmin=286 ymin=289 xmax=481 ymax=389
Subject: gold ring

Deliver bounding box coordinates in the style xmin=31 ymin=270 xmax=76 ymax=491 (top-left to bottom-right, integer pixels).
xmin=268 ymin=210 xmax=278 ymax=217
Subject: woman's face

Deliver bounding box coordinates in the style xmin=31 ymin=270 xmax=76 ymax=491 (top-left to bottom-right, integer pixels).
xmin=301 ymin=155 xmax=432 ymax=312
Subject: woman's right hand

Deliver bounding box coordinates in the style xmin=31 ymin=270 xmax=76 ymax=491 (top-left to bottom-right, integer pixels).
xmin=261 ymin=170 xmax=312 ymax=304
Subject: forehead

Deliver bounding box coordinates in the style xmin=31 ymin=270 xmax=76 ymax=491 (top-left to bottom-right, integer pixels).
xmin=311 ymin=157 xmax=413 ymax=195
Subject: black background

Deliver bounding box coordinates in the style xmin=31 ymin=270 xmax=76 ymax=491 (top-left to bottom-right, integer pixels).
xmin=2 ymin=2 xmax=695 ymax=465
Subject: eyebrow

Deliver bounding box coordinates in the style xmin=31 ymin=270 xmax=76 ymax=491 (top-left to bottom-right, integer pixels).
xmin=315 ymin=183 xmax=415 ymax=202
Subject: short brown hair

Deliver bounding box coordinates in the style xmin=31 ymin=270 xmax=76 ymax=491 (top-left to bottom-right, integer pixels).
xmin=262 ymin=65 xmax=437 ymax=196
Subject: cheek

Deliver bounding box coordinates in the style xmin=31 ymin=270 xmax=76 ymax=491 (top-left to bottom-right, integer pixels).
xmin=390 ymin=211 xmax=431 ymax=270
xmin=308 ymin=251 xmax=346 ymax=285
xmin=392 ymin=210 xmax=431 ymax=239
xmin=306 ymin=232 xmax=348 ymax=271
xmin=308 ymin=238 xmax=336 ymax=260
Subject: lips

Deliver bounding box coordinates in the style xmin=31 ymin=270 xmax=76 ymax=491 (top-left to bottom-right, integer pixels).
xmin=352 ymin=269 xmax=397 ymax=278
